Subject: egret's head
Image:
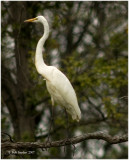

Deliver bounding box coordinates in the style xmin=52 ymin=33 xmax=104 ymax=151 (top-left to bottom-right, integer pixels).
xmin=24 ymin=16 xmax=46 ymax=23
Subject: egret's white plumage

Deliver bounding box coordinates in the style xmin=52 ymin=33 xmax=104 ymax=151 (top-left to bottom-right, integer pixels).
xmin=24 ymin=16 xmax=81 ymax=122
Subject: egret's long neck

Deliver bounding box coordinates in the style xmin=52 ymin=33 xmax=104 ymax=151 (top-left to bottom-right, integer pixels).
xmin=35 ymin=18 xmax=49 ymax=75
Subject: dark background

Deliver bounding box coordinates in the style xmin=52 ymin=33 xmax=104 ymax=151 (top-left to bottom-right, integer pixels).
xmin=1 ymin=1 xmax=128 ymax=159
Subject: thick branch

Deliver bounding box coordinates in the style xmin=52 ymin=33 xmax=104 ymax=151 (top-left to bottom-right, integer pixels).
xmin=2 ymin=132 xmax=128 ymax=150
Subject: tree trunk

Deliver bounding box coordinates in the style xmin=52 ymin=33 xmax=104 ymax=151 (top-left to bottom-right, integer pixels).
xmin=2 ymin=1 xmax=36 ymax=141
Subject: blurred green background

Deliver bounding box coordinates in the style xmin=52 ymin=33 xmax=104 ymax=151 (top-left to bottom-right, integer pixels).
xmin=1 ymin=1 xmax=128 ymax=159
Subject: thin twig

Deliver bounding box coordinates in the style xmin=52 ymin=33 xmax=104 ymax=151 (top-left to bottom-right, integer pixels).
xmin=1 ymin=132 xmax=15 ymax=143
xmin=36 ymin=117 xmax=107 ymax=140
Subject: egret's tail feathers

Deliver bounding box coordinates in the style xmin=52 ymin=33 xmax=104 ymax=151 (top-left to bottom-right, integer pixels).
xmin=72 ymin=110 xmax=81 ymax=122
xmin=66 ymin=105 xmax=81 ymax=122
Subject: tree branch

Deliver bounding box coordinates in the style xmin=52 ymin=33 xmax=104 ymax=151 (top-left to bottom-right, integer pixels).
xmin=2 ymin=132 xmax=128 ymax=150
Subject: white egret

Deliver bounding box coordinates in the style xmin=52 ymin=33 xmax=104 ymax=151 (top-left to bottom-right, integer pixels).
xmin=24 ymin=16 xmax=81 ymax=122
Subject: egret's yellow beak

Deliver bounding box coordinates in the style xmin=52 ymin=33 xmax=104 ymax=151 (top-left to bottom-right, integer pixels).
xmin=24 ymin=17 xmax=37 ymax=23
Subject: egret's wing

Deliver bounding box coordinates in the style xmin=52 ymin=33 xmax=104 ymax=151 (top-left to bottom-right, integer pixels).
xmin=53 ymin=68 xmax=77 ymax=103
xmin=48 ymin=67 xmax=81 ymax=121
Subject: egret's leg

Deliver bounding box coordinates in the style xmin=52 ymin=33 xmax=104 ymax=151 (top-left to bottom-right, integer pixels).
xmin=51 ymin=97 xmax=55 ymax=127
xmin=63 ymin=109 xmax=76 ymax=155
xmin=64 ymin=109 xmax=70 ymax=138
xmin=46 ymin=98 xmax=54 ymax=144
xmin=51 ymin=97 xmax=54 ymax=106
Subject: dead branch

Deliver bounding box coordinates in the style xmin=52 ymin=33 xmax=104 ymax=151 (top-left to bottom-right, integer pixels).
xmin=2 ymin=131 xmax=128 ymax=150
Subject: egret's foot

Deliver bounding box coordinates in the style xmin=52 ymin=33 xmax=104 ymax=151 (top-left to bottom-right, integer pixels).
xmin=64 ymin=137 xmax=71 ymax=144
xmin=45 ymin=136 xmax=52 ymax=147
xmin=60 ymin=137 xmax=76 ymax=155
xmin=59 ymin=137 xmax=70 ymax=148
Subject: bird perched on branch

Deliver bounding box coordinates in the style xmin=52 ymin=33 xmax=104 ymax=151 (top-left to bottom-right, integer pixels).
xmin=24 ymin=16 xmax=81 ymax=122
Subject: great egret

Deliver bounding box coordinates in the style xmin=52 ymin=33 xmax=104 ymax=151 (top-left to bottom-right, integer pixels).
xmin=24 ymin=16 xmax=81 ymax=122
